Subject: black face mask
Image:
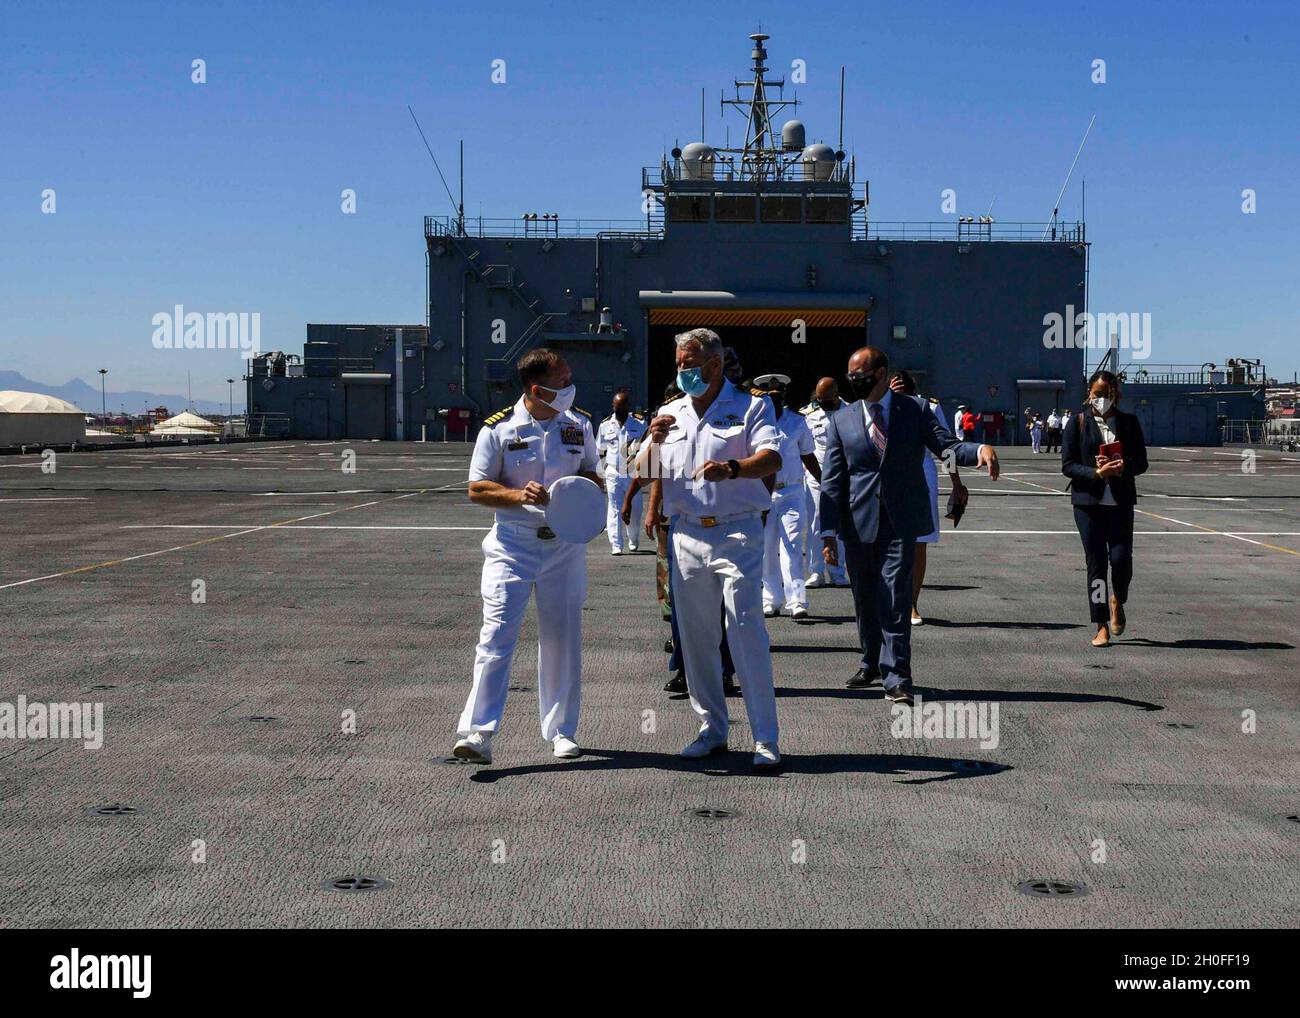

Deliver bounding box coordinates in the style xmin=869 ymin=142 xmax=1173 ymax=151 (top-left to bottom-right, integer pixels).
xmin=846 ymin=369 xmax=882 ymax=401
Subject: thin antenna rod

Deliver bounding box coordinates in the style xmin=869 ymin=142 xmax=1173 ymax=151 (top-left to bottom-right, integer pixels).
xmin=701 ymin=87 xmax=705 ymax=143
xmin=459 ymin=139 xmax=465 ymax=235
xmin=837 ymin=66 xmax=845 ymax=153
xmin=1043 ymin=114 xmax=1096 ymax=240
xmin=407 ymin=105 xmax=460 ymax=219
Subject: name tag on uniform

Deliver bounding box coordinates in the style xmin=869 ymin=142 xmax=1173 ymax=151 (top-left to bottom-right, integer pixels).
xmin=506 ymin=441 xmax=528 ymax=451
xmin=560 ymin=425 xmax=584 ymax=446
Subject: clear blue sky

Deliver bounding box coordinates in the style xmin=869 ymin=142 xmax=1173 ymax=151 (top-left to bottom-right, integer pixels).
xmin=3 ymin=0 xmax=1297 ymax=403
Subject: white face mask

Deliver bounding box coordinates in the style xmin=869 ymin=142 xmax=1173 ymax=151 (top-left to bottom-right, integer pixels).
xmin=536 ymin=383 xmax=575 ymax=414
xmin=1091 ymin=396 xmax=1113 ymax=416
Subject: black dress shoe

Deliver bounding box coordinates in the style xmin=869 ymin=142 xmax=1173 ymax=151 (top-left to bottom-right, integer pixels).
xmin=846 ymin=667 xmax=882 ymax=689
xmin=663 ymin=670 xmax=687 ymax=694
xmin=664 ymin=637 xmax=674 ymax=654
xmin=723 ymin=674 xmax=742 ymax=698
xmin=883 ymin=681 xmax=915 ymax=706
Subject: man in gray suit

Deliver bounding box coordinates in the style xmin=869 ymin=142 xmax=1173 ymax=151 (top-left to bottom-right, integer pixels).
xmin=819 ymin=347 xmax=1000 ymax=704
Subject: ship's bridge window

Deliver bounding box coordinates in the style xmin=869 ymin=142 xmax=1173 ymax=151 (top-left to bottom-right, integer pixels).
xmin=761 ymin=196 xmax=803 ymax=223
xmin=806 ymin=195 xmax=849 ymax=223
xmin=714 ymin=195 xmax=757 ymax=223
xmin=667 ymin=195 xmax=711 ymax=222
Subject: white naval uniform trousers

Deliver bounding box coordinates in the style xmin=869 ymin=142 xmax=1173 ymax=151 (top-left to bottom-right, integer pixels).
xmin=763 ymin=484 xmax=808 ymax=611
xmin=458 ymin=522 xmax=585 ymax=741
xmin=671 ymin=516 xmax=779 ymax=745
xmin=457 ymin=398 xmax=598 ymax=741
xmin=657 ymin=382 xmax=781 ymax=746
xmin=597 ymin=414 xmax=646 ymax=552
xmin=762 ymin=407 xmax=813 ymax=611
xmin=800 ymin=404 xmax=846 ymax=585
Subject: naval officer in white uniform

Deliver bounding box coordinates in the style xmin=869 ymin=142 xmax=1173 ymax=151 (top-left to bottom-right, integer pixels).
xmin=802 ymin=377 xmax=848 ymax=587
xmin=753 ymin=373 xmax=820 ymax=619
xmin=596 ymin=391 xmax=647 ymax=554
xmin=646 ymin=328 xmax=784 ymax=768
xmin=452 ymin=348 xmax=601 ymax=764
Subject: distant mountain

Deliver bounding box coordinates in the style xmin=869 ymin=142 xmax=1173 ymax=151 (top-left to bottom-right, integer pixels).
xmin=0 ymin=371 xmax=241 ymax=416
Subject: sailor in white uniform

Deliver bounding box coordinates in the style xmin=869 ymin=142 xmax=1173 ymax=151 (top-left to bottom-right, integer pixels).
xmin=646 ymin=328 xmax=784 ymax=769
xmin=451 ymin=348 xmax=601 ymax=764
xmin=801 ymin=377 xmax=848 ymax=588
xmin=753 ymin=374 xmax=819 ymax=619
xmin=596 ymin=391 xmax=647 ymax=554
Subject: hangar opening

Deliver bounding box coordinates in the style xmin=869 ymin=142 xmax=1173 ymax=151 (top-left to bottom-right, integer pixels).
xmin=646 ymin=306 xmax=867 ymax=408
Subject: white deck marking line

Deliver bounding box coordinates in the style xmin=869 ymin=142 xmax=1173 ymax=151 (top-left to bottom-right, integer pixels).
xmin=122 ymin=524 xmax=494 ymax=531
xmin=1005 ymin=470 xmax=1300 ymax=556
xmin=0 ymin=497 xmax=91 ymax=502
xmin=1134 ymin=507 xmax=1300 ymax=559
xmin=0 ymin=489 xmax=429 ymax=591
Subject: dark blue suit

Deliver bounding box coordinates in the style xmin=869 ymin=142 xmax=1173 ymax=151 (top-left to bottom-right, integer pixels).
xmin=819 ymin=391 xmax=983 ymax=689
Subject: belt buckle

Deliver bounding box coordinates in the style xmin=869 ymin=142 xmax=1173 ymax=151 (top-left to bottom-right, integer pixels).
xmin=536 ymin=526 xmax=556 ymax=540
xmin=699 ymin=516 xmax=717 ymax=528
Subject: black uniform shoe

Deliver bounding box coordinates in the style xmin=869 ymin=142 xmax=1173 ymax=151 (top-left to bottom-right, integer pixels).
xmin=663 ymin=670 xmax=687 ymax=694
xmin=883 ymin=681 xmax=915 ymax=706
xmin=723 ymin=674 xmax=742 ymax=698
xmin=846 ymin=667 xmax=882 ymax=689
xmin=664 ymin=637 xmax=674 ymax=654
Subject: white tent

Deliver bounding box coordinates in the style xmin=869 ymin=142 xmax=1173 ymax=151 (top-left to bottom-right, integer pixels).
xmin=151 ymin=410 xmax=220 ymax=436
xmin=0 ymin=390 xmax=87 ymax=446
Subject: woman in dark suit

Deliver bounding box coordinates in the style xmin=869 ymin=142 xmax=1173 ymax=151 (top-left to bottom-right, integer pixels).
xmin=1061 ymin=370 xmax=1149 ymax=647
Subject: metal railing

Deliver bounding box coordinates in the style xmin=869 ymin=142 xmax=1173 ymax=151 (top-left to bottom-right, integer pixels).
xmin=859 ymin=221 xmax=1086 ymax=243
xmin=1120 ymin=362 xmax=1268 ymax=387
xmin=246 ymin=413 xmax=291 ymax=438
xmin=426 ymin=215 xmax=661 ymax=240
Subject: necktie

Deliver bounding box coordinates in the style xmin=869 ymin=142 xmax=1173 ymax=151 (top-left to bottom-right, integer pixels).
xmin=868 ymin=403 xmax=888 ymax=456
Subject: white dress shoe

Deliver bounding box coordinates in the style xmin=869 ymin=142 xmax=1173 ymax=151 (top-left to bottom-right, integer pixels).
xmin=452 ymin=732 xmax=493 ymax=763
xmin=680 ymin=733 xmax=728 ymax=758
xmin=806 ymin=573 xmax=823 ymax=588
xmin=753 ymin=742 xmax=781 ymax=768
xmin=552 ymin=735 xmax=581 ymax=758
xmin=762 ymin=605 xmax=778 ymax=618
xmin=791 ymin=606 xmax=809 ymax=620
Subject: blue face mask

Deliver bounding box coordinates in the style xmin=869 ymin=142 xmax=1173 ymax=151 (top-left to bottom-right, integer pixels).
xmin=676 ymin=366 xmax=711 ymax=398
xmin=681 ymin=366 xmax=712 ymax=397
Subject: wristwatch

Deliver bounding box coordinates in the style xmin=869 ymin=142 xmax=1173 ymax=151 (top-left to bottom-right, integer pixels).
xmin=727 ymin=459 xmax=741 ymax=479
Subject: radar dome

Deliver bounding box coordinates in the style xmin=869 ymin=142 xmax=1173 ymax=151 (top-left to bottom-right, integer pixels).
xmin=681 ymin=142 xmax=716 ymax=180
xmin=800 ymin=143 xmax=836 ymax=181
xmin=781 ymin=120 xmax=806 ymax=151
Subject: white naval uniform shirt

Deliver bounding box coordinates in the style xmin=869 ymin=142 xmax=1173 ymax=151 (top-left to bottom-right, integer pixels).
xmin=469 ymin=397 xmax=599 ymax=525
xmin=801 ymin=402 xmax=840 ymax=468
xmin=772 ymin=406 xmax=814 ymax=492
xmin=596 ymin=412 xmax=648 ymax=478
xmin=656 ymin=381 xmax=780 ymax=522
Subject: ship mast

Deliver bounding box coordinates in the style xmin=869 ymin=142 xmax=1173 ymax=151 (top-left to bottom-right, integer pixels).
xmin=720 ymin=32 xmax=799 ymax=181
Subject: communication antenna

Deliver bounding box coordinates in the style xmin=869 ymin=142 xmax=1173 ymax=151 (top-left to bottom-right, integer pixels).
xmin=408 ymin=105 xmax=463 ymax=234
xmin=837 ymin=66 xmax=845 ymax=153
xmin=1042 ymin=114 xmax=1096 ymax=240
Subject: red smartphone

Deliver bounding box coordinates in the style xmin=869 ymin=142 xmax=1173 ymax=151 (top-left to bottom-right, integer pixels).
xmin=1099 ymin=441 xmax=1123 ymax=461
